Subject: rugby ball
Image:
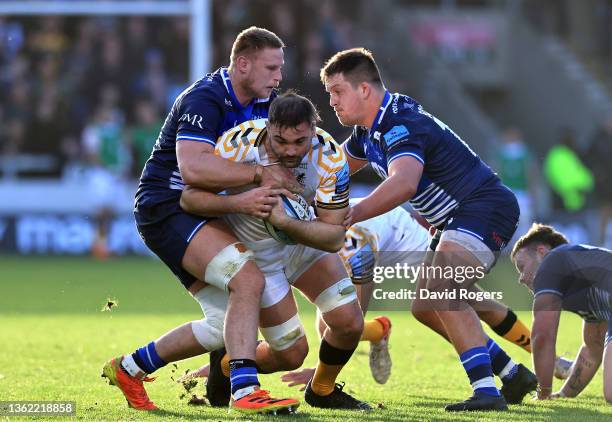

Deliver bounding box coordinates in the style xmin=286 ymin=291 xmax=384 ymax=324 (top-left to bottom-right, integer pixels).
xmin=264 ymin=194 xmax=312 ymax=244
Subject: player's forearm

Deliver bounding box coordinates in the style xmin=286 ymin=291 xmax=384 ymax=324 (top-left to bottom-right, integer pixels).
xmin=354 ymin=175 xmax=415 ymax=224
xmin=180 ymin=187 xmax=240 ymax=217
xmin=180 ymin=153 xmax=256 ymax=190
xmin=531 ymin=330 xmax=556 ymax=393
xmin=276 ymin=218 xmax=345 ymax=252
xmin=559 ymin=344 xmax=601 ymax=397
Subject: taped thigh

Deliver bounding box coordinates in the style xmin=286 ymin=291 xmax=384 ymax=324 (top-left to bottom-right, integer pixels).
xmin=191 ymin=286 xmax=228 ymax=351
xmin=259 ymin=313 xmax=305 ymax=351
xmin=313 ymin=277 xmax=358 ymax=314
xmin=439 ymin=229 xmax=495 ymax=271
xmin=204 ymin=242 xmax=254 ymax=292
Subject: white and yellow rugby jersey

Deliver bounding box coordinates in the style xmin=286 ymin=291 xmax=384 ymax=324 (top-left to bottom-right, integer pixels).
xmin=339 ymin=200 xmax=431 ymax=282
xmin=214 ymin=118 xmax=349 ymax=243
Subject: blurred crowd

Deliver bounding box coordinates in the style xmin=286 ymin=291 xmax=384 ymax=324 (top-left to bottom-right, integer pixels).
xmin=494 ymin=120 xmax=612 ymax=247
xmin=0 ymin=0 xmax=610 ymax=246
xmin=0 ymin=0 xmax=356 ymax=181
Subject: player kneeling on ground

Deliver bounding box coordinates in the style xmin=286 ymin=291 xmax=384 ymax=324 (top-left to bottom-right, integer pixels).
xmin=512 ymin=223 xmax=612 ymax=402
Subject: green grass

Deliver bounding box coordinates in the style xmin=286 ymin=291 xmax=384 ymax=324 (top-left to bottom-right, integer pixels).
xmin=0 ymin=256 xmax=610 ymax=421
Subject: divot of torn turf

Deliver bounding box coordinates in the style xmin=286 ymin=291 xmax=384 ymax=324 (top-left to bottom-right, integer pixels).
xmin=101 ymin=298 xmax=118 ymax=312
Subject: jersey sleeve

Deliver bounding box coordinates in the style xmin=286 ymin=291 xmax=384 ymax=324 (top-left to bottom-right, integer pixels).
xmin=381 ymin=123 xmax=426 ymax=168
xmin=175 ymin=89 xmax=221 ymax=147
xmin=343 ymin=128 xmax=367 ymax=161
xmin=533 ymin=249 xmax=573 ymax=299
xmin=339 ymin=226 xmax=377 ymax=283
xmin=314 ymin=132 xmax=350 ymax=210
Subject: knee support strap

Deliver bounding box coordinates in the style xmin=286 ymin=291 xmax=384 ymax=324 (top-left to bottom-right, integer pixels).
xmin=191 ymin=286 xmax=228 ymax=352
xmin=204 ymin=242 xmax=254 ymax=292
xmin=314 ymin=277 xmax=358 ymax=314
xmin=259 ymin=314 xmax=305 ymax=351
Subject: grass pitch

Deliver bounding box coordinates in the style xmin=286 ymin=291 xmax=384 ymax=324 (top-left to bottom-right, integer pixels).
xmin=1 ymin=256 xmax=610 ymax=421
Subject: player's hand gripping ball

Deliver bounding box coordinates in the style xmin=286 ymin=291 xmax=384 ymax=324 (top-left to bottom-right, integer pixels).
xmin=264 ymin=194 xmax=312 ymax=244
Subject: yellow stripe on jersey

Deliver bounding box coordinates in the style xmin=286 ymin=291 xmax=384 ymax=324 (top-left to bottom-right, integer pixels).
xmin=215 ymin=120 xmax=266 ymax=161
xmin=310 ymin=128 xmax=348 ymax=209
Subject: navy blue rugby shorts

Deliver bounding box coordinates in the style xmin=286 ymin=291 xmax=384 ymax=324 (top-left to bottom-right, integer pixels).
xmin=136 ymin=209 xmax=212 ymax=289
xmin=429 ymin=180 xmax=520 ymax=254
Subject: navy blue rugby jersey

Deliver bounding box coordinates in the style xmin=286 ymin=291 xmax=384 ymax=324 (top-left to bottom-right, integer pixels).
xmin=534 ymin=244 xmax=612 ymax=322
xmin=135 ymin=67 xmax=276 ymax=224
xmin=344 ymin=91 xmax=499 ymax=228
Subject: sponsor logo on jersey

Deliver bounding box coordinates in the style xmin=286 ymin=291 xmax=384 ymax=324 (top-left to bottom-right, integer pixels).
xmin=373 ymin=131 xmax=381 ymax=141
xmin=178 ymin=113 xmax=204 ymax=129
xmin=383 ymin=125 xmax=409 ymax=146
xmin=296 ymin=173 xmax=306 ymax=186
xmin=392 ymin=95 xmax=400 ymax=114
xmin=225 ymin=98 xmax=232 ymax=107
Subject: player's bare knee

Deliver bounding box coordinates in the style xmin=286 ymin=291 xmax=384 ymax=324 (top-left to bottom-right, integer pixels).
xmin=273 ymin=338 xmax=309 ymax=370
xmin=324 ymin=306 xmax=363 ymax=341
xmin=227 ymin=265 xmax=265 ymax=296
xmin=425 ymin=276 xmax=452 ymax=292
xmin=411 ymin=304 xmax=431 ymax=324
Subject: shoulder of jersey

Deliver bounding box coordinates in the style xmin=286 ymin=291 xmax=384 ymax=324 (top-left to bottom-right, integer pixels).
xmin=215 ymin=119 xmax=267 ymax=161
xmin=178 ymin=73 xmax=224 ymax=107
xmin=309 ymin=127 xmax=346 ymax=173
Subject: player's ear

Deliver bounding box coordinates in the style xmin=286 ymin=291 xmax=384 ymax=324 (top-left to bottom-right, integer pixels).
xmin=359 ymin=82 xmax=370 ymax=98
xmin=535 ymin=244 xmax=549 ymax=259
xmin=236 ymin=55 xmax=251 ymax=74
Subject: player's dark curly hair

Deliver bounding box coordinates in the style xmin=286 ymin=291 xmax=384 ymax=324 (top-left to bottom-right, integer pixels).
xmin=511 ymin=223 xmax=569 ymax=259
xmin=320 ymin=47 xmax=383 ymax=89
xmin=230 ymin=26 xmax=284 ymax=68
xmin=268 ymin=91 xmax=320 ymax=130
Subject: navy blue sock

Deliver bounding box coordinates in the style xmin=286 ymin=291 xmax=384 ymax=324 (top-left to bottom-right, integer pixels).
xmin=486 ymin=337 xmax=518 ymax=382
xmin=229 ymin=359 xmax=260 ymax=398
xmin=460 ymin=346 xmax=500 ymax=397
xmin=131 ymin=341 xmax=167 ymax=374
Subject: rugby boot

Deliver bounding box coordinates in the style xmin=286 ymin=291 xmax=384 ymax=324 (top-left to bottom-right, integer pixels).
xmin=369 ymin=316 xmax=392 ymax=384
xmin=500 ymin=363 xmax=538 ymax=404
xmin=230 ymin=389 xmax=300 ymax=415
xmin=445 ymin=391 xmax=508 ymax=412
xmin=305 ymin=381 xmax=372 ymax=410
xmin=101 ymin=356 xmax=158 ymax=410
xmin=206 ymin=347 xmax=231 ymax=407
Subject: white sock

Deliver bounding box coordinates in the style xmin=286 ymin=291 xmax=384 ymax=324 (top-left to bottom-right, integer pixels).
xmin=233 ymin=385 xmax=258 ymax=400
xmin=471 ymin=376 xmax=497 ymax=391
xmin=498 ymin=360 xmax=517 ymax=380
xmin=121 ymin=355 xmax=145 ymax=378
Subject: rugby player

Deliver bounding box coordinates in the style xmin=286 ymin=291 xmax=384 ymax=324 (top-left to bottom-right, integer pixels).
xmin=320 ymin=48 xmax=536 ymax=411
xmin=281 ymin=203 xmax=569 ymax=389
xmin=512 ymin=223 xmax=612 ymax=402
xmin=180 ymin=92 xmax=371 ymax=410
xmin=185 ymin=204 xmax=570 ymax=388
xmin=101 ymin=27 xmax=302 ymax=414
